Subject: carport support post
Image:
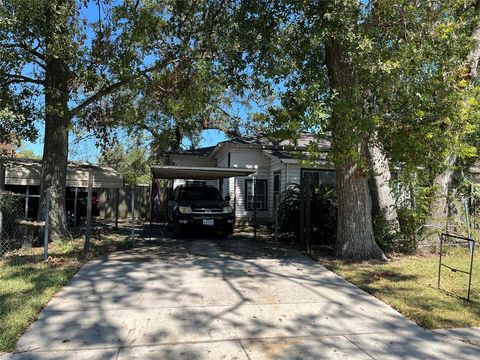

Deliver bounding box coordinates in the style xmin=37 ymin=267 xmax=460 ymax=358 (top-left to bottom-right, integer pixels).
xmin=149 ymin=180 xmax=153 ymax=227
xmin=73 ymin=187 xmax=78 ymax=227
xmin=43 ymin=189 xmax=50 ymax=261
xmin=253 ymin=173 xmax=257 ymax=241
xmin=84 ymin=171 xmax=93 ymax=255
xmin=233 ymin=177 xmax=237 ymax=216
xmin=25 ymin=185 xmax=29 ymax=218
xmin=115 ymin=188 xmax=119 ymax=229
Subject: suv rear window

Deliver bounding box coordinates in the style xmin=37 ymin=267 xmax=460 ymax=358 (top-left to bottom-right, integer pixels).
xmin=178 ymin=187 xmax=223 ymax=201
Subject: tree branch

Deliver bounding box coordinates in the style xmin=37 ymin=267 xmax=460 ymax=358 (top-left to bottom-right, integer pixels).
xmin=70 ymin=56 xmax=187 ymax=116
xmin=2 ymin=74 xmax=44 ymax=86
xmin=1 ymin=42 xmax=45 ymax=61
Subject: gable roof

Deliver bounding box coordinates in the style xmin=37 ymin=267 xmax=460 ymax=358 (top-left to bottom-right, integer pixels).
xmin=166 ymin=133 xmax=331 ymax=159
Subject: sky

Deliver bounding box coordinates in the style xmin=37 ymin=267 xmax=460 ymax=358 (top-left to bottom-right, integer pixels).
xmin=23 ymin=127 xmax=228 ymax=162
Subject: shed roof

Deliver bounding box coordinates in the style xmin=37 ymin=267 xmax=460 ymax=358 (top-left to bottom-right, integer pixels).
xmin=3 ymin=158 xmax=123 ymax=188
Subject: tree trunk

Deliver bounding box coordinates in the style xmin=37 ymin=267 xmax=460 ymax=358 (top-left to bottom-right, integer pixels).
xmin=40 ymin=56 xmax=71 ymax=241
xmin=421 ymin=153 xmax=457 ymax=248
xmin=325 ymin=41 xmax=385 ymax=261
xmin=334 ymin=143 xmax=386 ymax=260
xmin=367 ymin=133 xmax=400 ymax=237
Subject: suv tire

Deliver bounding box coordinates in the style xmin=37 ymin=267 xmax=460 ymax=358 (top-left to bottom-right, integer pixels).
xmin=173 ymin=222 xmax=182 ymax=238
xmin=221 ymin=227 xmax=233 ymax=239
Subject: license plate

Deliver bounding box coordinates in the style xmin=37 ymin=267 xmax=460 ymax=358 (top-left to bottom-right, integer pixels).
xmin=203 ymin=219 xmax=214 ymax=226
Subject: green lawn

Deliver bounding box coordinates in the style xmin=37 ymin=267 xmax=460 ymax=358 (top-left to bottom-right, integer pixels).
xmin=316 ymin=247 xmax=480 ymax=329
xmin=0 ymin=231 xmax=132 ymax=353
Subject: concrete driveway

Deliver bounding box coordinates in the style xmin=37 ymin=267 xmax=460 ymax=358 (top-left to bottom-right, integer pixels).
xmin=4 ymin=232 xmax=480 ymax=359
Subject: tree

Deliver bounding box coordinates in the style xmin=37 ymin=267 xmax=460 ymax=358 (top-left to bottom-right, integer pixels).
xmin=15 ymin=143 xmax=41 ymax=159
xmin=236 ymin=1 xmax=388 ymax=260
xmin=422 ymin=2 xmax=480 ymax=247
xmin=98 ymin=135 xmax=151 ymax=185
xmin=1 ymin=0 xmax=240 ymax=240
xmin=235 ymin=1 xmax=480 ymax=259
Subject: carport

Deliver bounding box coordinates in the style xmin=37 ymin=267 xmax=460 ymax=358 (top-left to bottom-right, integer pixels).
xmin=150 ymin=165 xmax=258 ymax=237
xmin=1 ymin=158 xmax=123 ymax=224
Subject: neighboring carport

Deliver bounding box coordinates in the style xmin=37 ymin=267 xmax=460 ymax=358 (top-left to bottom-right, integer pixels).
xmin=150 ymin=165 xmax=258 ymax=236
xmin=1 ymin=158 xmax=123 ymax=224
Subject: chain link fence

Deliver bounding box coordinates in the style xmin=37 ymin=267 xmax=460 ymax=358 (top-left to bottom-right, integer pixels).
xmin=0 ymin=192 xmax=44 ymax=256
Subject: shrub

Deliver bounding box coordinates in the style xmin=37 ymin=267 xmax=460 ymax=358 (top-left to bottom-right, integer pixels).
xmin=277 ymin=183 xmax=337 ymax=246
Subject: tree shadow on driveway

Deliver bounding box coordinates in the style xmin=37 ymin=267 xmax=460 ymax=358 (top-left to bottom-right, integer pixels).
xmin=8 ymin=229 xmax=480 ymax=359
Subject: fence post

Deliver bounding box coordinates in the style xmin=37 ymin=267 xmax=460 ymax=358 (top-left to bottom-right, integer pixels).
xmin=299 ymin=177 xmax=305 ymax=247
xmin=274 ymin=193 xmax=279 ymax=244
xmin=467 ymin=239 xmax=475 ymax=301
xmin=84 ymin=171 xmax=93 ymax=255
xmin=437 ymin=234 xmax=444 ymax=289
xmin=115 ymin=188 xmax=120 ymax=229
xmin=304 ymin=173 xmax=311 ymax=254
xmin=464 ymin=199 xmax=472 ymax=240
xmin=73 ymin=187 xmax=78 ymax=227
xmin=43 ymin=189 xmax=50 ymax=261
xmin=131 ymin=186 xmax=135 ymax=243
xmin=0 ymin=163 xmax=5 ymax=241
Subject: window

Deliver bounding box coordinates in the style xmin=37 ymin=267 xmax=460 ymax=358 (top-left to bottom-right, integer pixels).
xmin=186 ymin=180 xmax=206 ymax=186
xmin=273 ymin=171 xmax=281 ymax=208
xmin=245 ymin=179 xmax=268 ymax=210
xmin=301 ymin=169 xmax=336 ymax=187
xmin=178 ymin=187 xmax=223 ymax=201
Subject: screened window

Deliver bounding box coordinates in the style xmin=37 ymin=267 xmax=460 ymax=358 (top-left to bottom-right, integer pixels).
xmin=178 ymin=187 xmax=222 ymax=201
xmin=301 ymin=169 xmax=336 ymax=187
xmin=245 ymin=179 xmax=268 ymax=210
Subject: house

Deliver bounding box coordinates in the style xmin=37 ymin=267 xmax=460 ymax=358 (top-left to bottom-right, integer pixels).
xmin=163 ymin=133 xmax=335 ymax=224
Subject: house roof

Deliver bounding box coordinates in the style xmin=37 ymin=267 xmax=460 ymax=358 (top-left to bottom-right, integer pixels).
xmin=166 ymin=133 xmax=330 ymax=160
xmin=228 ymin=133 xmax=330 ymax=149
xmin=166 ymin=145 xmax=216 ymax=157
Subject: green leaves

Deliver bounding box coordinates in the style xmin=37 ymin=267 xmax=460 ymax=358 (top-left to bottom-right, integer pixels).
xmin=98 ymin=134 xmax=151 ymax=185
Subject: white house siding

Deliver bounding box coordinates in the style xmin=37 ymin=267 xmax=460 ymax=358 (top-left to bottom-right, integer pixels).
xmin=216 ymin=146 xmax=271 ymax=224
xmin=168 ymin=154 xmax=218 ymax=188
xmin=166 ymin=147 xmax=305 ymax=225
xmin=215 ymin=148 xmax=231 ymax=201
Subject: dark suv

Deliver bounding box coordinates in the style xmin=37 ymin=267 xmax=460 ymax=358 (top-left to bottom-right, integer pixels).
xmin=167 ymin=185 xmax=234 ymax=238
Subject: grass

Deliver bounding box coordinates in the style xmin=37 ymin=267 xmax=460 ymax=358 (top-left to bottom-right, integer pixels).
xmin=0 ymin=230 xmax=133 ymax=353
xmin=315 ymin=246 xmax=480 ymax=329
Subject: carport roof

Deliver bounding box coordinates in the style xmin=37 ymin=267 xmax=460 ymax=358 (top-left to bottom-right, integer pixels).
xmin=3 ymin=158 xmax=123 ymax=188
xmin=151 ymin=165 xmax=256 ymax=180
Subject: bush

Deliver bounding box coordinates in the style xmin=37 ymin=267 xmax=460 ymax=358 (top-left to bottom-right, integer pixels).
xmin=277 ymin=183 xmax=337 ymax=246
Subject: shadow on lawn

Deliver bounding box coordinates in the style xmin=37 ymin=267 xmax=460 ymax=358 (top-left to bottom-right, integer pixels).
xmin=7 ymin=226 xmax=480 ymax=359
xmin=321 ymin=254 xmax=480 ymax=330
